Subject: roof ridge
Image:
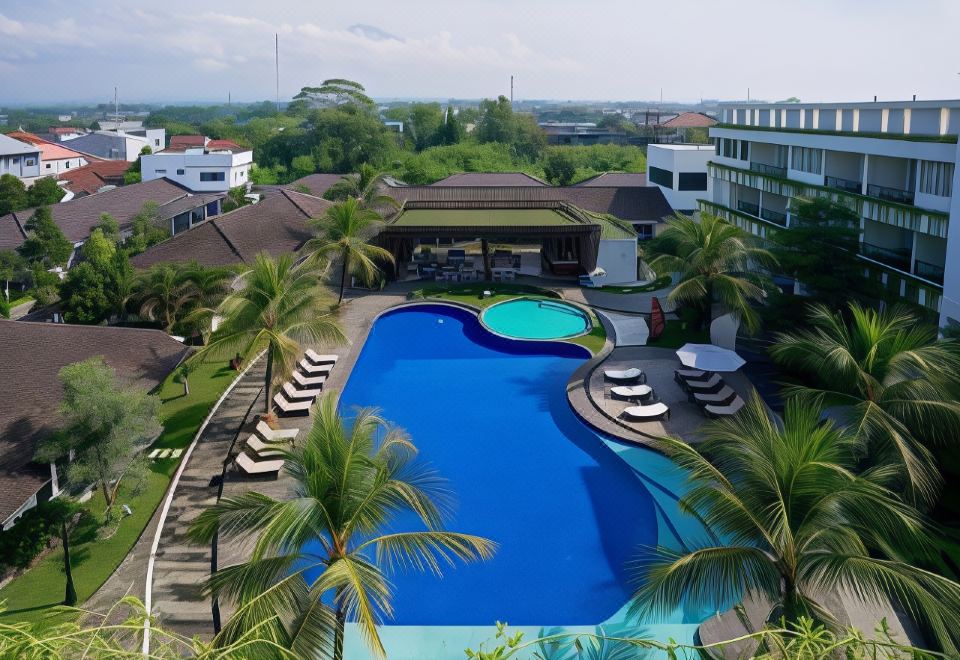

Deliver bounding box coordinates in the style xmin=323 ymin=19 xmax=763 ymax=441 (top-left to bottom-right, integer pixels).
xmin=280 ymin=188 xmax=327 ymax=218
xmin=209 ymin=218 xmax=247 ymax=264
xmin=0 ymin=318 xmax=188 ymax=345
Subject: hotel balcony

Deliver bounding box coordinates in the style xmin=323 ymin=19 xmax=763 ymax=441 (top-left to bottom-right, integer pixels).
xmin=914 ymin=260 xmax=945 ymax=285
xmin=760 ymin=207 xmax=787 ymax=225
xmin=824 ymin=175 xmax=862 ymax=194
xmin=865 ymin=183 xmax=915 ymax=205
xmin=749 ymin=162 xmax=786 ymax=178
xmin=860 ymin=242 xmax=912 ymax=272
xmin=737 ymin=200 xmax=760 ymax=216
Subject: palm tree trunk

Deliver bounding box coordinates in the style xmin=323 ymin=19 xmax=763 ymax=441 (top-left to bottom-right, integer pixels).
xmin=333 ymin=603 xmax=346 ymax=660
xmin=263 ymin=348 xmax=274 ymax=415
xmin=61 ymin=521 xmax=77 ymax=605
xmin=481 ymin=239 xmax=492 ymax=281
xmin=338 ymin=253 xmax=350 ymax=304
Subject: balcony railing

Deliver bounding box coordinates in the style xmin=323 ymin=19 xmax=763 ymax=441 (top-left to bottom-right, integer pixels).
xmin=860 ymin=242 xmax=912 ymax=272
xmin=913 ymin=260 xmax=945 ymax=285
xmin=825 ymin=175 xmax=862 ymax=194
xmin=737 ymin=200 xmax=760 ymax=216
xmin=866 ymin=183 xmax=914 ymax=205
xmin=750 ymin=162 xmax=787 ymax=178
xmin=760 ymin=208 xmax=788 ymax=225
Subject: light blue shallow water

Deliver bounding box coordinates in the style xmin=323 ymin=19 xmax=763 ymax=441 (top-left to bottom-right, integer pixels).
xmin=307 ymin=304 xmax=720 ymax=642
xmin=482 ymin=298 xmax=589 ymax=340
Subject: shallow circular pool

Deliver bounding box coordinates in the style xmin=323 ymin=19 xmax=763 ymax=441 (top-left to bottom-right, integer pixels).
xmin=481 ymin=297 xmax=590 ymax=340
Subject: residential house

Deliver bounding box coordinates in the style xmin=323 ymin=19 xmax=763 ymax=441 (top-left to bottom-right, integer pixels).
xmin=646 ymin=144 xmax=714 ymax=214
xmin=62 ymin=127 xmax=165 ymax=162
xmin=0 ymin=134 xmax=41 ymax=185
xmin=0 ymin=321 xmax=189 ymax=529
xmin=6 ymin=131 xmax=89 ymax=177
xmin=58 ymin=160 xmax=131 ymax=197
xmin=141 ymin=136 xmax=253 ymax=193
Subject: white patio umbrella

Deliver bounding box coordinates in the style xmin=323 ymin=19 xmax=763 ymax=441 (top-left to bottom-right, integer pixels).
xmin=675 ymin=343 xmax=745 ymax=372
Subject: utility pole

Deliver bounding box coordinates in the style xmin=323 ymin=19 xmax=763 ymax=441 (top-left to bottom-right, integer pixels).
xmin=114 ymin=86 xmax=119 ymax=125
xmin=510 ymin=75 xmax=514 ymax=105
xmin=275 ymin=34 xmax=280 ymax=112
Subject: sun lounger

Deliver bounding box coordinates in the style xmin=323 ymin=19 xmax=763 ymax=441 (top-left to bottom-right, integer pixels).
xmin=610 ymin=384 xmax=653 ymax=400
xmin=282 ymin=381 xmax=322 ymax=401
xmin=158 ymin=449 xmax=171 ymax=458
xmin=293 ymin=370 xmax=326 ymax=388
xmin=148 ymin=448 xmax=162 ymax=459
xmin=299 ymin=358 xmax=333 ymax=376
xmin=304 ymin=350 xmax=338 ymax=366
xmin=255 ymin=420 xmax=298 ymax=442
xmin=622 ymin=402 xmax=671 ymax=421
xmin=604 ymin=368 xmax=645 ymax=383
xmin=235 ymin=452 xmax=284 ymax=476
xmin=703 ymin=396 xmax=746 ymax=418
xmin=692 ymin=385 xmax=738 ymax=406
xmin=274 ymin=392 xmax=313 ymax=415
xmin=170 ymin=449 xmax=183 ymax=459
xmin=683 ymin=374 xmax=724 ymax=394
xmin=674 ymin=368 xmax=710 ymax=385
xmin=246 ymin=434 xmax=285 ymax=458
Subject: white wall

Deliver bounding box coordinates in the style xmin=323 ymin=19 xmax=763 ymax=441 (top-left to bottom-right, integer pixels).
xmin=940 ymin=140 xmax=960 ymax=328
xmin=647 ymin=144 xmax=714 ymax=212
xmin=141 ymin=150 xmax=253 ymax=192
xmin=40 ymin=156 xmax=88 ymax=176
xmin=0 ymin=150 xmax=41 ymax=181
xmin=597 ymin=238 xmax=638 ymax=284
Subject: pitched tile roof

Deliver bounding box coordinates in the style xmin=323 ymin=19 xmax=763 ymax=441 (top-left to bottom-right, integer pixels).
xmin=0 ymin=320 xmax=189 ymax=523
xmin=0 ymin=178 xmax=200 ymax=249
xmin=282 ymin=173 xmax=347 ymax=198
xmin=168 ymin=135 xmax=206 ymax=149
xmin=574 ymin=172 xmax=647 ymax=187
xmin=58 ymin=160 xmax=131 ymax=196
xmin=131 ymin=190 xmax=331 ymax=269
xmin=48 ymin=127 xmax=81 ymax=135
xmin=161 ymin=137 xmax=249 ymax=154
xmin=659 ymin=112 xmax=718 ymax=128
xmin=5 ymin=131 xmax=88 ymax=162
xmin=432 ymin=172 xmax=547 ymax=186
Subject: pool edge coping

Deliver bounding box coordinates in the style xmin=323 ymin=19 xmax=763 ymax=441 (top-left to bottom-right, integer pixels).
xmin=479 ymin=297 xmax=593 ymax=343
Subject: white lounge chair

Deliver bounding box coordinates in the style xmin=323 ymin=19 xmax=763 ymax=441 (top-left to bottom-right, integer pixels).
xmin=255 ymin=420 xmax=298 ymax=442
xmin=674 ymin=368 xmax=710 ymax=385
xmin=293 ymin=370 xmax=326 ymax=388
xmin=622 ymin=402 xmax=671 ymax=421
xmin=604 ymin=368 xmax=645 ymax=383
xmin=684 ymin=374 xmax=724 ymax=393
xmin=610 ymin=384 xmax=653 ymax=400
xmin=282 ymin=381 xmax=322 ymax=401
xmin=305 ymin=350 xmax=338 ymax=366
xmin=274 ymin=392 xmax=312 ymax=415
xmin=693 ymin=386 xmax=738 ymax=406
xmin=246 ymin=434 xmax=285 ymax=458
xmin=148 ymin=448 xmax=162 ymax=459
xmin=235 ymin=452 xmax=284 ymax=476
xmin=704 ymin=396 xmax=746 ymax=418
xmin=299 ymin=358 xmax=333 ymax=376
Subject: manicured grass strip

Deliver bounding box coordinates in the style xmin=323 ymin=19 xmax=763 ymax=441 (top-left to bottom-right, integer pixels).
xmin=0 ymin=359 xmax=238 ymax=625
xmin=568 ymin=309 xmax=607 ymax=354
xmin=411 ymin=282 xmax=562 ymax=309
xmin=596 ymin=275 xmax=672 ymax=294
xmin=646 ymin=319 xmax=710 ymax=349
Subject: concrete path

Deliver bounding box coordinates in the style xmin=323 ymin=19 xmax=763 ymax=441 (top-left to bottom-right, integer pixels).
xmin=597 ymin=310 xmax=649 ymax=346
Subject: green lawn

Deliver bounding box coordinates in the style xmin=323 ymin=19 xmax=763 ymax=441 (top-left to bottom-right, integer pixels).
xmin=596 ymin=275 xmax=672 ymax=294
xmin=646 ymin=319 xmax=710 ymax=349
xmin=0 ymin=359 xmax=239 ymax=624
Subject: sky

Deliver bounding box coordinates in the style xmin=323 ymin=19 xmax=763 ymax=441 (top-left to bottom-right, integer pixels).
xmin=2 ymin=0 xmax=959 ymax=106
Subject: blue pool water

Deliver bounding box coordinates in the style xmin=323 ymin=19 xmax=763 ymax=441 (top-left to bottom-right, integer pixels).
xmin=481 ymin=297 xmax=589 ymax=340
xmin=314 ymin=304 xmax=716 ymax=630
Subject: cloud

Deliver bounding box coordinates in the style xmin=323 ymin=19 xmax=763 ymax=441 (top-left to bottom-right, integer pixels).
xmin=348 ymin=24 xmax=403 ymax=42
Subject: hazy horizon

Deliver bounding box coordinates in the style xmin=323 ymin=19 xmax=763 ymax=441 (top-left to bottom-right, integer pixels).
xmin=2 ymin=0 xmax=959 ymax=106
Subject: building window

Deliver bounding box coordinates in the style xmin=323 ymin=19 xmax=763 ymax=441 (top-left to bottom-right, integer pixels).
xmin=635 ymin=224 xmax=654 ymax=240
xmin=791 ymin=147 xmax=822 ymax=174
xmin=649 ymin=166 xmax=673 ymax=189
xmin=919 ymin=161 xmax=954 ymax=197
xmin=25 ymin=159 xmax=35 ymax=166
xmin=46 ymin=163 xmax=52 ymax=169
xmin=200 ymin=172 xmax=226 ymax=182
xmin=678 ymin=172 xmax=707 ymax=191
xmin=156 ymin=169 xmax=167 ymax=174
xmin=177 ymin=169 xmax=185 ymax=175
xmin=65 ymin=162 xmax=70 ymax=169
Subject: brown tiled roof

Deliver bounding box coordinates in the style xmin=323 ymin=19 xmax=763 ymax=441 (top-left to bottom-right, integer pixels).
xmin=0 ymin=179 xmax=198 ymax=249
xmin=169 ymin=135 xmax=206 ymax=149
xmin=59 ymin=160 xmax=131 ymax=196
xmin=131 ymin=190 xmax=331 ymax=269
xmin=387 ymin=184 xmax=672 ymax=223
xmin=282 ymin=173 xmax=347 ymax=198
xmin=575 ymin=172 xmax=647 ymax=187
xmin=162 ymin=137 xmax=249 ymax=154
xmin=432 ymin=172 xmax=547 ymax=186
xmin=49 ymin=127 xmax=81 ymax=135
xmin=0 ymin=320 xmax=189 ymax=523
xmin=659 ymin=112 xmax=718 ymax=128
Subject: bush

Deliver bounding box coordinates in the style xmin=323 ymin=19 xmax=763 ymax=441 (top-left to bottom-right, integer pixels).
xmin=0 ymin=500 xmax=78 ymax=572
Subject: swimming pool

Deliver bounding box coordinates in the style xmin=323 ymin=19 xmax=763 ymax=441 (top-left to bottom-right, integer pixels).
xmin=323 ymin=304 xmax=722 ymax=657
xmin=481 ymin=297 xmax=590 ymax=340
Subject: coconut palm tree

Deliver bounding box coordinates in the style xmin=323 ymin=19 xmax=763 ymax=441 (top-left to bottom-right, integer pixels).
xmin=199 ymin=253 xmax=344 ymax=414
xmin=647 ymin=212 xmax=777 ymax=334
xmin=188 ymin=396 xmax=496 ymax=660
xmin=323 ymin=164 xmax=399 ymax=212
xmin=137 ymin=263 xmax=194 ymax=331
xmin=632 ymin=395 xmax=960 ymax=654
xmin=770 ymin=302 xmax=960 ymax=505
xmin=303 ymin=197 xmax=395 ymax=304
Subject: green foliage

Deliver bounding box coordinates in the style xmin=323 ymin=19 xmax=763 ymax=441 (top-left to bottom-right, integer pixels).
xmin=0 ymin=499 xmax=81 ymax=571
xmin=26 ymin=176 xmax=66 ymax=207
xmin=407 ymin=102 xmax=445 ymax=151
xmin=136 ymin=261 xmax=232 ymax=334
xmin=0 ymin=173 xmax=28 ymax=215
xmin=17 ymin=206 xmax=73 ymax=267
xmin=188 ymin=396 xmax=495 ymax=659
xmin=95 ymin=213 xmax=121 ymax=243
xmin=633 ymin=395 xmax=960 ymax=654
xmin=124 ymin=201 xmax=169 ymax=255
xmin=290 ymin=154 xmax=316 ymax=179
xmin=476 ymin=96 xmax=516 ymax=144
xmin=249 ymin=163 xmax=284 ymax=185
xmin=306 ymin=105 xmax=398 ymax=173
xmin=221 ymin=186 xmax=250 ymax=213
xmin=542 ymin=149 xmax=576 ymax=185
xmin=58 ymin=262 xmax=111 ymax=324
xmin=294 ymin=78 xmax=375 ymax=109
xmin=35 ymin=357 xmax=162 ymax=517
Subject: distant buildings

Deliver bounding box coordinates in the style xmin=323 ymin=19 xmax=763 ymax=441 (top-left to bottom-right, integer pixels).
xmin=63 ymin=127 xmax=165 ymax=161
xmin=706 ymin=98 xmax=960 ymax=328
xmin=646 ymin=144 xmax=713 ymax=215
xmin=6 ymin=131 xmax=89 ymax=177
xmin=539 ymin=122 xmax=633 ymax=146
xmin=141 ymin=136 xmax=253 ymax=193
xmin=0 ymin=134 xmax=41 ymax=185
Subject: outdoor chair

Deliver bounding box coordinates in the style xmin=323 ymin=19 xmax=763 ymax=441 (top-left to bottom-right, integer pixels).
xmin=235 ymin=452 xmax=284 ymax=476
xmin=610 ymin=384 xmax=653 ymax=401
xmin=293 ymin=370 xmax=326 ymax=388
xmin=246 ymin=434 xmax=285 ymax=458
xmin=692 ymin=385 xmax=738 ymax=407
xmin=674 ymin=368 xmax=710 ymax=385
xmin=604 ymin=368 xmax=646 ymax=384
xmin=622 ymin=402 xmax=671 ymax=421
xmin=299 ymin=358 xmax=332 ymax=376
xmin=703 ymin=396 xmax=746 ymax=418
xmin=305 ymin=350 xmax=337 ymax=365
xmin=682 ymin=373 xmax=724 ymax=394
xmin=255 ymin=420 xmax=298 ymax=442
xmin=274 ymin=392 xmax=313 ymax=415
xmin=282 ymin=381 xmax=322 ymax=401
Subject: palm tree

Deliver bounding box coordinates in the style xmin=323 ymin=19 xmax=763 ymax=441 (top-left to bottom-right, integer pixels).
xmin=137 ymin=263 xmax=193 ymax=331
xmin=770 ymin=302 xmax=960 ymax=505
xmin=178 ymin=261 xmax=235 ymax=339
xmin=303 ymin=197 xmax=395 ymax=304
xmin=647 ymin=212 xmax=777 ymax=334
xmin=199 ymin=253 xmax=343 ymax=415
xmin=632 ymin=395 xmax=960 ymax=653
xmin=324 ymin=164 xmax=399 ymax=212
xmin=188 ymin=396 xmax=496 ymax=660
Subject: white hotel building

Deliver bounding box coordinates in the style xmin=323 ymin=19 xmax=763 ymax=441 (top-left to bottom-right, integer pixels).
xmin=141 ymin=138 xmax=253 ymax=193
xmin=704 ymin=99 xmax=960 ymax=328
